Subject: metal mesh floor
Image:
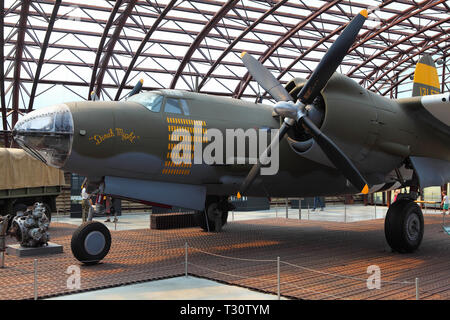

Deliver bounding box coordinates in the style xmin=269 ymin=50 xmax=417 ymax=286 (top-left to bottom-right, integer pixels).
xmin=1 ymin=214 xmax=449 ymax=300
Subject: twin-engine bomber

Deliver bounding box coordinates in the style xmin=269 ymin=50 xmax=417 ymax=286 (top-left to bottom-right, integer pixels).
xmin=12 ymin=10 xmax=450 ymax=264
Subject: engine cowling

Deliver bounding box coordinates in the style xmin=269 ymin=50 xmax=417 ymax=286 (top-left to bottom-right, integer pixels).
xmin=285 ymin=73 xmax=400 ymax=178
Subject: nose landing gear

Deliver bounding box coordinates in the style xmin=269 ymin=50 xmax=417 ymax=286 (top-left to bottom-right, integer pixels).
xmin=71 ymin=221 xmax=111 ymax=265
xmin=385 ymin=198 xmax=424 ymax=253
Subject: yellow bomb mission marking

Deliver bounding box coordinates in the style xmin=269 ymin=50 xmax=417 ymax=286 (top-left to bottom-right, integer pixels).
xmin=89 ymin=128 xmax=140 ymax=145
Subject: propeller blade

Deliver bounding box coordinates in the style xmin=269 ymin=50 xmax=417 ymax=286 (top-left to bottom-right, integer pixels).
xmin=299 ymin=115 xmax=369 ymax=194
xmin=238 ymin=121 xmax=291 ymax=197
xmin=128 ymin=79 xmax=144 ymax=97
xmin=90 ymin=90 xmax=99 ymax=101
xmin=237 ymin=10 xmax=370 ymax=197
xmin=298 ymin=9 xmax=368 ymax=105
xmin=240 ymin=52 xmax=292 ymax=102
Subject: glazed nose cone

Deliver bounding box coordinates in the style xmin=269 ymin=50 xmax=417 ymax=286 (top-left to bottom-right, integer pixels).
xmin=12 ymin=103 xmax=74 ymax=168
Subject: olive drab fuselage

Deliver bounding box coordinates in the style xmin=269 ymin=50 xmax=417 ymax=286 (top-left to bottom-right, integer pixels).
xmin=61 ymin=74 xmax=450 ymax=198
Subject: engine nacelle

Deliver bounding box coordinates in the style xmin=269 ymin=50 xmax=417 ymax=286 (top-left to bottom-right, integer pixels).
xmin=285 ymin=73 xmax=404 ymax=181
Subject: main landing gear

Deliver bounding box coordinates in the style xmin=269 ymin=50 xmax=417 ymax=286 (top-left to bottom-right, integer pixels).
xmin=195 ymin=196 xmax=234 ymax=232
xmin=384 ymin=195 xmax=424 ymax=253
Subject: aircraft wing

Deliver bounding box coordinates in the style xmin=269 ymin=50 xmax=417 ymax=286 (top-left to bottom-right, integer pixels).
xmin=397 ymin=92 xmax=450 ymax=188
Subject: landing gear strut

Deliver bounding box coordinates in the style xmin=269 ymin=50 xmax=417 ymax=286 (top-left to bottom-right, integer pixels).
xmin=195 ymin=196 xmax=232 ymax=232
xmin=385 ymin=198 xmax=424 ymax=253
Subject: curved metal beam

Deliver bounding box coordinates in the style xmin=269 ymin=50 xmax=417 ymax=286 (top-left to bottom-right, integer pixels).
xmin=272 ymin=0 xmax=424 ymax=85
xmin=88 ymin=0 xmax=123 ymax=100
xmin=94 ymin=0 xmax=137 ymax=98
xmin=233 ymin=0 xmax=340 ymax=99
xmin=0 ymin=0 xmax=8 ymax=146
xmin=197 ymin=0 xmax=288 ymax=91
xmin=347 ymin=0 xmax=445 ymax=78
xmin=11 ymin=0 xmax=30 ymax=127
xmin=115 ymin=0 xmax=177 ymax=100
xmin=27 ymin=0 xmax=61 ymax=111
xmin=169 ymin=0 xmax=239 ymax=89
xmin=364 ymin=22 xmax=449 ymax=91
xmin=378 ymin=38 xmax=449 ymax=96
xmin=382 ymin=46 xmax=449 ymax=97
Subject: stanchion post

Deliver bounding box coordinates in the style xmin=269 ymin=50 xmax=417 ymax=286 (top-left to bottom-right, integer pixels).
xmin=285 ymin=198 xmax=288 ymax=219
xmin=374 ymin=200 xmax=377 ymax=219
xmin=34 ymin=259 xmax=38 ymax=300
xmin=299 ymin=198 xmax=301 ymax=220
xmin=232 ymin=210 xmax=234 ymax=221
xmin=275 ymin=201 xmax=278 ymax=218
xmin=344 ymin=201 xmax=347 ymax=223
xmin=307 ymin=203 xmax=310 ymax=220
xmin=415 ymin=278 xmax=419 ymax=300
xmin=185 ymin=242 xmax=188 ymax=277
xmin=0 ymin=251 xmax=4 ymax=268
xmin=277 ymin=257 xmax=280 ymax=300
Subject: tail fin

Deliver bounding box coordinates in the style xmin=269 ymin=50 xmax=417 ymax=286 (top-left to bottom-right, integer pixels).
xmin=412 ymin=54 xmax=440 ymax=96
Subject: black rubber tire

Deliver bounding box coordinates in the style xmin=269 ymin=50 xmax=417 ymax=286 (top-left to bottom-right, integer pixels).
xmin=195 ymin=210 xmax=228 ymax=232
xmin=385 ymin=200 xmax=424 ymax=253
xmin=71 ymin=221 xmax=111 ymax=265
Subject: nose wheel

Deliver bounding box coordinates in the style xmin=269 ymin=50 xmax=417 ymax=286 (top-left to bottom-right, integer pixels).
xmin=71 ymin=221 xmax=111 ymax=265
xmin=385 ymin=200 xmax=424 ymax=253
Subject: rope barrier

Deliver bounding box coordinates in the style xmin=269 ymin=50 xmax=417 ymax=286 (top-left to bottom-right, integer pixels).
xmin=187 ymin=262 xmax=277 ymax=283
xmin=189 ymin=247 xmax=277 ymax=262
xmin=189 ymin=246 xmax=414 ymax=286
xmin=281 ymin=260 xmax=414 ymax=285
xmin=281 ymin=281 xmax=346 ymax=300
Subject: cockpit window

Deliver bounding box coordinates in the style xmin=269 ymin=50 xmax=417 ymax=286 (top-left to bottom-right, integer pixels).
xmin=127 ymin=92 xmax=163 ymax=112
xmin=180 ymin=99 xmax=190 ymax=115
xmin=164 ymin=98 xmax=182 ymax=114
xmin=163 ymin=98 xmax=191 ymax=115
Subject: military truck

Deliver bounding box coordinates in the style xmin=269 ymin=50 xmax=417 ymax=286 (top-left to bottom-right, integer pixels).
xmin=0 ymin=147 xmax=66 ymax=220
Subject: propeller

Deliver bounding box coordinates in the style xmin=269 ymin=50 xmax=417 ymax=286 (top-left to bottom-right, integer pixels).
xmin=237 ymin=9 xmax=370 ymax=198
xmin=90 ymin=79 xmax=144 ymax=102
xmin=90 ymin=91 xmax=99 ymax=101
xmin=128 ymin=79 xmax=144 ymax=97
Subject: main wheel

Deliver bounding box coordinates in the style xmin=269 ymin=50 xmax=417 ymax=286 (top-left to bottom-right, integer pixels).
xmin=71 ymin=221 xmax=111 ymax=265
xmin=195 ymin=204 xmax=228 ymax=232
xmin=385 ymin=200 xmax=424 ymax=253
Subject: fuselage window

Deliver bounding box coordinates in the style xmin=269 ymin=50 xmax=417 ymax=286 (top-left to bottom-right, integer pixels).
xmin=164 ymin=98 xmax=182 ymax=114
xmin=127 ymin=92 xmax=163 ymax=112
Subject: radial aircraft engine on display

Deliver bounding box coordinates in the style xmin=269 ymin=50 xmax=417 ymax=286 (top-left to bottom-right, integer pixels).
xmin=12 ymin=9 xmax=450 ymax=264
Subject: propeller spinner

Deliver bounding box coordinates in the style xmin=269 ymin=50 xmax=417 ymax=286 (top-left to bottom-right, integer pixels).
xmin=237 ymin=9 xmax=370 ymax=198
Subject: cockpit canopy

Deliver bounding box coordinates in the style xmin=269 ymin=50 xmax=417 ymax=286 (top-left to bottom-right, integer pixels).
xmin=127 ymin=91 xmax=190 ymax=115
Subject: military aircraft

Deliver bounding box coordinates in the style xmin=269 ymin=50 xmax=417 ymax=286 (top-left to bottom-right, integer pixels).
xmin=11 ymin=9 xmax=449 ymax=264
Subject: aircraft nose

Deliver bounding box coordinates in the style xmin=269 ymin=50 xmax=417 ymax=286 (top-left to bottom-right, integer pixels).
xmin=12 ymin=103 xmax=74 ymax=168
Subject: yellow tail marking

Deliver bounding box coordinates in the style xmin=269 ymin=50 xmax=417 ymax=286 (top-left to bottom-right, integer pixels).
xmin=413 ymin=62 xmax=440 ymax=89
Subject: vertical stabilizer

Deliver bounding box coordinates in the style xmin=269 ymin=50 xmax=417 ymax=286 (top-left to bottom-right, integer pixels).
xmin=412 ymin=54 xmax=440 ymax=96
